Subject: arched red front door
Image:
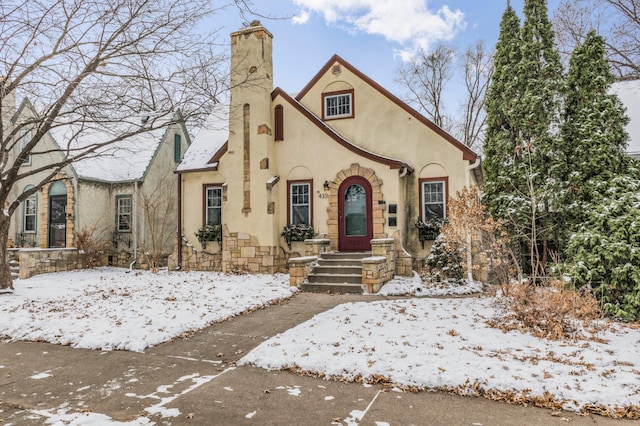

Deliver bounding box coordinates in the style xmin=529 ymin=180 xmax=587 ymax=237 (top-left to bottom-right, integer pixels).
xmin=338 ymin=176 xmax=373 ymax=251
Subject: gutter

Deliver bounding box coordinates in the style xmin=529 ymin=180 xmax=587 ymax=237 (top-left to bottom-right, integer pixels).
xmin=465 ymin=158 xmax=481 ymax=283
xmin=465 ymin=157 xmax=481 ymax=188
xmin=129 ymin=180 xmax=138 ymax=271
xmin=176 ymin=172 xmax=182 ymax=269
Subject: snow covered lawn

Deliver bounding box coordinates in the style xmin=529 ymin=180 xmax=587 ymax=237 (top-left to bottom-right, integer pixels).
xmin=0 ymin=267 xmax=294 ymax=352
xmin=1 ymin=268 xmax=639 ymax=418
xmin=239 ymin=295 xmax=640 ymax=417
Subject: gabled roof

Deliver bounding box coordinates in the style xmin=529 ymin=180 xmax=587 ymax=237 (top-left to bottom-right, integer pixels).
xmin=610 ymin=79 xmax=640 ymax=156
xmin=10 ymin=98 xmax=188 ymax=183
xmin=176 ymin=104 xmax=229 ymax=173
xmin=272 ymin=88 xmax=413 ymax=172
xmin=296 ymin=54 xmax=477 ymax=162
xmin=49 ymin=111 xmax=187 ymax=183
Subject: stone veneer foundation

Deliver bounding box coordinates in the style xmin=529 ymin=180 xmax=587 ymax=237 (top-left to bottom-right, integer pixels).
xmin=170 ymin=226 xmax=280 ymax=274
xmin=221 ymin=231 xmax=278 ymax=274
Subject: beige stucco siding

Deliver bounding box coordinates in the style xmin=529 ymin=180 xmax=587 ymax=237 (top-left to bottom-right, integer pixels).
xmin=180 ymin=169 xmax=227 ymax=248
xmin=296 ymin=61 xmax=471 ymax=179
xmin=272 ymin=96 xmax=402 ymax=239
xmin=137 ymin=123 xmax=187 ymax=255
xmin=74 ymin=181 xmax=113 ymax=242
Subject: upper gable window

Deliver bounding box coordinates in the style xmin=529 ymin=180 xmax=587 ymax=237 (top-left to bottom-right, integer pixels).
xmin=323 ymin=90 xmax=354 ymax=120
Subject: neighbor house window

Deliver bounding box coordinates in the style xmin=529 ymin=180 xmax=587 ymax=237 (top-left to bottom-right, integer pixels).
xmin=420 ymin=178 xmax=447 ymax=221
xmin=205 ymin=186 xmax=222 ymax=226
xmin=323 ymin=90 xmax=353 ymax=119
xmin=23 ymin=195 xmax=37 ymax=233
xmin=288 ymin=181 xmax=312 ymax=225
xmin=174 ymin=134 xmax=182 ymax=163
xmin=18 ymin=128 xmax=32 ymax=165
xmin=116 ymin=196 xmax=132 ymax=232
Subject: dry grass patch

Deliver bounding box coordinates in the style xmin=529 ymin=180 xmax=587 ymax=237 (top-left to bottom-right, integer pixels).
xmin=491 ymin=281 xmax=602 ymax=340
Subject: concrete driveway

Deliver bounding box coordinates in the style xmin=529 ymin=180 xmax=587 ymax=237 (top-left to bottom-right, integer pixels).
xmin=0 ymin=292 xmax=635 ymax=425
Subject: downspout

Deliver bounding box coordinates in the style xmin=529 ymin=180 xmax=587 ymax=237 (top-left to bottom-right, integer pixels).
xmin=129 ymin=180 xmax=138 ymax=271
xmin=465 ymin=158 xmax=481 ymax=282
xmin=176 ymin=172 xmax=182 ymax=270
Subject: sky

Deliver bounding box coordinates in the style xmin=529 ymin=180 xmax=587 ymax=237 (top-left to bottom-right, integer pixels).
xmin=1 ymin=267 xmax=639 ymax=424
xmin=207 ymin=0 xmax=562 ymax=101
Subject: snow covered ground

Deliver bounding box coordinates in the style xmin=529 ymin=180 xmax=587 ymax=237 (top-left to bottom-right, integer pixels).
xmin=1 ymin=267 xmax=639 ymax=424
xmin=0 ymin=268 xmax=294 ymax=352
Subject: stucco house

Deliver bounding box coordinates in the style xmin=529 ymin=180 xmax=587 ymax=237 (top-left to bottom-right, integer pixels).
xmin=172 ymin=21 xmax=481 ymax=290
xmin=5 ymin=97 xmax=189 ymax=277
xmin=610 ymin=79 xmax=640 ymax=159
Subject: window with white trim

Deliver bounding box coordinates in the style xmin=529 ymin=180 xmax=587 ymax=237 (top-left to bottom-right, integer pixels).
xmin=422 ymin=180 xmax=446 ymax=220
xmin=116 ymin=196 xmax=132 ymax=232
xmin=324 ymin=92 xmax=352 ymax=118
xmin=23 ymin=196 xmax=37 ymax=233
xmin=205 ymin=186 xmax=222 ymax=226
xmin=289 ymin=182 xmax=310 ymax=225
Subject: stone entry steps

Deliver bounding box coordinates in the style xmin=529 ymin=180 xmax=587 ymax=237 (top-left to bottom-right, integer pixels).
xmin=9 ymin=260 xmax=19 ymax=280
xmin=302 ymin=252 xmax=371 ymax=294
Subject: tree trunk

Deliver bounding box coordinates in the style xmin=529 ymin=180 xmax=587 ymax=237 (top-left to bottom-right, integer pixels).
xmin=0 ymin=214 xmax=14 ymax=292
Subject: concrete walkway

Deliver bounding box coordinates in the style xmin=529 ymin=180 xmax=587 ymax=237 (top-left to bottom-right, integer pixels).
xmin=0 ymin=292 xmax=636 ymax=425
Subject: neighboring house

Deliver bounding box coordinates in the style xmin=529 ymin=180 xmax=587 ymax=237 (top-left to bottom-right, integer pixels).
xmin=173 ymin=21 xmax=481 ymax=278
xmin=6 ymin=98 xmax=189 ymax=273
xmin=610 ymin=79 xmax=640 ymax=159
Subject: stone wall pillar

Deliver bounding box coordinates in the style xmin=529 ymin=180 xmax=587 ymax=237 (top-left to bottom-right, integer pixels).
xmin=288 ymin=255 xmax=317 ymax=287
xmin=393 ymin=231 xmax=414 ymax=277
xmin=361 ymin=256 xmax=386 ymax=293
xmin=304 ymin=238 xmax=331 ymax=257
xmin=362 ymin=238 xmax=396 ymax=293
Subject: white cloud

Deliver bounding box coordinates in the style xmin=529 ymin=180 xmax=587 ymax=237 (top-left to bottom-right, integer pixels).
xmin=292 ymin=0 xmax=466 ymax=57
xmin=292 ymin=10 xmax=310 ymax=25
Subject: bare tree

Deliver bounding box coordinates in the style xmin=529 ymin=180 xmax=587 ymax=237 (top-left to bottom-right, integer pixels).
xmin=553 ymin=0 xmax=640 ymax=78
xmin=396 ymin=43 xmax=456 ymax=132
xmin=458 ymin=40 xmax=494 ymax=152
xmin=0 ymin=0 xmax=238 ymax=291
xmin=139 ymin=174 xmax=177 ymax=273
xmin=396 ymin=41 xmax=493 ymax=151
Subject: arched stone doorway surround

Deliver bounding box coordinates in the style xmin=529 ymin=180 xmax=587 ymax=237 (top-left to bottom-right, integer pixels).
xmin=326 ymin=163 xmax=385 ymax=251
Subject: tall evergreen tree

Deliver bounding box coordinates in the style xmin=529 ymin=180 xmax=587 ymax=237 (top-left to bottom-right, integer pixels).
xmin=484 ymin=0 xmax=564 ymax=277
xmin=558 ymin=31 xmax=631 ymax=242
xmin=483 ymin=3 xmax=522 ymax=223
xmin=562 ymin=31 xmax=640 ymax=320
xmin=567 ymin=175 xmax=640 ymax=320
xmin=515 ymin=0 xmax=565 ymax=274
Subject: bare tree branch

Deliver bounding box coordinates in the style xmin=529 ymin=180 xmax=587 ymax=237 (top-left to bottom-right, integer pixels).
xmin=459 ymin=40 xmax=494 ymax=152
xmin=0 ymin=0 xmax=242 ymax=289
xmin=396 ymin=43 xmax=456 ymax=132
xmin=553 ymin=0 xmax=640 ymax=78
xmin=396 ymin=40 xmax=493 ymax=150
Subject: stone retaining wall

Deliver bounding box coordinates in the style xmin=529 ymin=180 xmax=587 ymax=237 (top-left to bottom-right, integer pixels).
xmin=168 ymin=236 xmax=222 ymax=272
xmin=18 ymin=248 xmax=86 ymax=279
